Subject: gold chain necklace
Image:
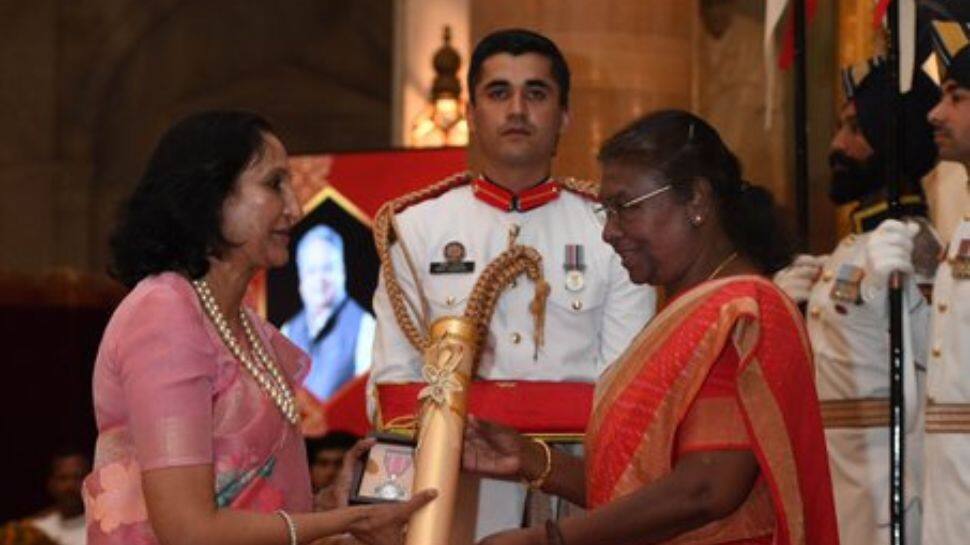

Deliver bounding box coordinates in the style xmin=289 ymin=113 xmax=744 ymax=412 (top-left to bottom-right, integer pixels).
xmin=192 ymin=279 xmax=299 ymax=425
xmin=706 ymin=251 xmax=739 ymax=282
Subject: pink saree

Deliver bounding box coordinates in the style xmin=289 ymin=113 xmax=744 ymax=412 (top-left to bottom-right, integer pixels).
xmin=82 ymin=273 xmax=313 ymax=544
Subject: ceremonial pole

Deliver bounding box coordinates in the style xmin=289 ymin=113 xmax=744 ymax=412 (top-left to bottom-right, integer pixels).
xmin=885 ymin=2 xmax=906 ymax=544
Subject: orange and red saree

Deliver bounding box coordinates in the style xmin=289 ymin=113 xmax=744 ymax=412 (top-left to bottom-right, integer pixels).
xmin=585 ymin=276 xmax=839 ymax=545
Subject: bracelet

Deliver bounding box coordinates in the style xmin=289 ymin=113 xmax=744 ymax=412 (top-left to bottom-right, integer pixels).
xmin=525 ymin=438 xmax=553 ymax=491
xmin=275 ymin=509 xmax=298 ymax=545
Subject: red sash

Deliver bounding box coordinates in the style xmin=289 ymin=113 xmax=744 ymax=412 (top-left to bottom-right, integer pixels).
xmin=585 ymin=276 xmax=839 ymax=545
xmin=377 ymin=380 xmax=593 ymax=439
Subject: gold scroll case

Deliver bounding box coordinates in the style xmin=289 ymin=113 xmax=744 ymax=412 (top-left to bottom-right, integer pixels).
xmin=374 ymin=181 xmax=550 ymax=545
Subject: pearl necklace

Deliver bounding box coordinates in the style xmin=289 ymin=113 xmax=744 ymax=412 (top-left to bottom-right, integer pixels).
xmin=192 ymin=279 xmax=299 ymax=425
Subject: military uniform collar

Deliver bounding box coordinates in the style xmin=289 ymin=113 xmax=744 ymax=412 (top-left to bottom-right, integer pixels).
xmin=850 ymin=194 xmax=928 ymax=234
xmin=472 ymin=175 xmax=561 ymax=212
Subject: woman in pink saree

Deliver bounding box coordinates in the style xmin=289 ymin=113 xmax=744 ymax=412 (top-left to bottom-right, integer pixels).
xmin=83 ymin=111 xmax=434 ymax=545
xmin=462 ymin=111 xmax=839 ymax=545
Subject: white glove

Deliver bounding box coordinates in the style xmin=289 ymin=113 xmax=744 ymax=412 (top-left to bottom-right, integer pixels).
xmin=773 ymin=254 xmax=825 ymax=303
xmin=864 ymin=219 xmax=919 ymax=292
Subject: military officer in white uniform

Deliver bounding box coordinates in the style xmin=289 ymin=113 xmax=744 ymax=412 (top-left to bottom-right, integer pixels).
xmin=898 ymin=21 xmax=970 ymax=545
xmin=368 ymin=29 xmax=655 ymax=540
xmin=773 ymin=57 xmax=940 ymax=545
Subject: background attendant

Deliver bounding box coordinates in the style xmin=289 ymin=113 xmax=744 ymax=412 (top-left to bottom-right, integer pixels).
xmin=306 ymin=431 xmax=360 ymax=494
xmin=1 ymin=449 xmax=91 ymax=545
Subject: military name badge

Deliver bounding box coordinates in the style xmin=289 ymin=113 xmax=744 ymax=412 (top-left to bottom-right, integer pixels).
xmin=951 ymin=239 xmax=970 ymax=279
xmin=564 ymin=243 xmax=586 ymax=292
xmin=430 ymin=241 xmax=475 ymax=274
xmin=830 ymin=264 xmax=864 ymax=304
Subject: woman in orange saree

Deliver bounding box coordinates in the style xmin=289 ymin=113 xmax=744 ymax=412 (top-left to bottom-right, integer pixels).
xmin=462 ymin=110 xmax=839 ymax=545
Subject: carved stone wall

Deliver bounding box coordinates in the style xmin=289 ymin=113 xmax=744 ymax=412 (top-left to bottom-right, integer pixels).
xmin=0 ymin=1 xmax=392 ymax=274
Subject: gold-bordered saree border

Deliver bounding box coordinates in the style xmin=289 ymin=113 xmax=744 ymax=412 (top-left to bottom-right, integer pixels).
xmin=585 ymin=276 xmax=833 ymax=545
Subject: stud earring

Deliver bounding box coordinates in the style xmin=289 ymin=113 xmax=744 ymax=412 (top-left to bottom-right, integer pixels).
xmin=690 ymin=214 xmax=703 ymax=226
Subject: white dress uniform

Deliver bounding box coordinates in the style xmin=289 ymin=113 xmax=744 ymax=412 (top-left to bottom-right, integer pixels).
xmin=806 ymin=228 xmax=930 ymax=545
xmin=923 ymin=214 xmax=970 ymax=545
xmin=368 ymin=176 xmax=656 ymax=539
xmin=30 ymin=512 xmax=86 ymax=545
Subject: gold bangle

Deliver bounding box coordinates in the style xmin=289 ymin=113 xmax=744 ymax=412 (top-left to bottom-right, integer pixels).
xmin=525 ymin=438 xmax=552 ymax=491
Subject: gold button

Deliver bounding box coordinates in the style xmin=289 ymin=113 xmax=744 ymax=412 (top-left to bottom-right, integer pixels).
xmin=510 ymin=332 xmax=522 ymax=344
xmin=572 ymin=300 xmax=583 ymax=311
xmin=932 ymin=345 xmax=942 ymax=358
xmin=939 ymin=302 xmax=949 ymax=313
xmin=446 ymin=296 xmax=456 ymax=306
xmin=822 ymin=271 xmax=834 ymax=282
xmin=810 ymin=307 xmax=821 ymax=318
xmin=509 ymin=224 xmax=521 ymax=237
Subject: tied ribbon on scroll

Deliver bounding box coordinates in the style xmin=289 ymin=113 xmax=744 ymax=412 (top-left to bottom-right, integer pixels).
xmin=416 ymin=342 xmax=469 ymax=448
xmin=418 ymin=343 xmax=466 ymax=409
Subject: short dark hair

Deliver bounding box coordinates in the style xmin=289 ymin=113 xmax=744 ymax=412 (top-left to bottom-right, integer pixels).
xmin=467 ymin=28 xmax=570 ymax=108
xmin=49 ymin=446 xmax=90 ymax=474
xmin=109 ymin=110 xmax=274 ymax=288
xmin=598 ymin=109 xmax=794 ymax=274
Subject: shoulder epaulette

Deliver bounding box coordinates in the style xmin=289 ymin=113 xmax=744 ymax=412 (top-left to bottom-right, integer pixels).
xmin=372 ymin=171 xmax=473 ymax=352
xmin=377 ymin=171 xmax=474 ymax=219
xmin=558 ymin=176 xmax=600 ymax=201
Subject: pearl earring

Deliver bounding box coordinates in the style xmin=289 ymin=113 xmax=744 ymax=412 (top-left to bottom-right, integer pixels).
xmin=690 ymin=214 xmax=703 ymax=226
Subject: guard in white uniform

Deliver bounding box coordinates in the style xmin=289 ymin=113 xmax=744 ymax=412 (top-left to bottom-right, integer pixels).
xmin=371 ymin=174 xmax=651 ymax=386
xmin=918 ymin=21 xmax=970 ymax=545
xmin=368 ymin=29 xmax=655 ymax=541
xmin=773 ymin=57 xmax=940 ymax=545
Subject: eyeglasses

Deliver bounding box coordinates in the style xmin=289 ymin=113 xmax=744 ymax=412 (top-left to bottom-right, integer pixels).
xmin=594 ymin=184 xmax=673 ymax=220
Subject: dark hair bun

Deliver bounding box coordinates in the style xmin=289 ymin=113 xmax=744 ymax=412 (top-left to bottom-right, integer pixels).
xmin=599 ymin=109 xmax=794 ymax=274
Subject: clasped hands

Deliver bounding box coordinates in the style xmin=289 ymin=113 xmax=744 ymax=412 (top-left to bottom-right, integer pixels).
xmin=314 ymin=417 xmax=555 ymax=545
xmin=313 ymin=419 xmax=544 ymax=545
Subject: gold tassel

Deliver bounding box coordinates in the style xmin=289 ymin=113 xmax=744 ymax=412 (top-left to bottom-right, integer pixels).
xmin=530 ymin=279 xmax=550 ymax=360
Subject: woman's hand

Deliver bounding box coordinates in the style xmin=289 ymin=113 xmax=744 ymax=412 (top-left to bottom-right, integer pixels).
xmin=348 ymin=489 xmax=437 ymax=545
xmin=462 ymin=416 xmax=541 ymax=481
xmin=315 ymin=438 xmax=376 ymax=511
xmin=476 ymin=526 xmax=543 ymax=545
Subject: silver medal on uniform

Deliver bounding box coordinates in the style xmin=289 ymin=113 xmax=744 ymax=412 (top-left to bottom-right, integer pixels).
xmin=564 ymin=244 xmax=586 ymax=292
